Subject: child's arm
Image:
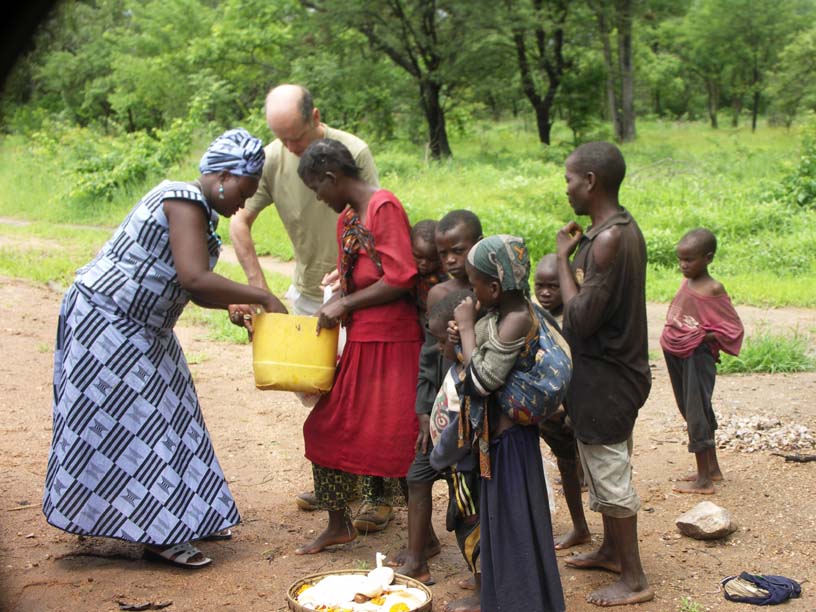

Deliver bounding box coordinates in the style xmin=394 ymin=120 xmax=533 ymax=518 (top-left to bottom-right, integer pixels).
xmin=700 ymin=287 xmax=744 ymax=356
xmin=462 ymin=315 xmax=529 ymax=398
xmin=496 ymin=309 xmax=532 ymax=344
xmin=414 ymin=334 xmax=441 ymax=455
xmin=453 ymin=296 xmax=478 ymax=365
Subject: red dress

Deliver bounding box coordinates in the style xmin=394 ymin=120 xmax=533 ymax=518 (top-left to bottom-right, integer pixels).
xmin=303 ymin=190 xmax=423 ymax=477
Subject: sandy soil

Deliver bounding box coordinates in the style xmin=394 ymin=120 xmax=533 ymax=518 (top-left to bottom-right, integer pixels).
xmin=0 ymin=277 xmax=814 ymax=612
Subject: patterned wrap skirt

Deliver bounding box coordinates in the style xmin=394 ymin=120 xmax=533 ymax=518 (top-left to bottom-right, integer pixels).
xmin=42 ymin=284 xmax=240 ymax=545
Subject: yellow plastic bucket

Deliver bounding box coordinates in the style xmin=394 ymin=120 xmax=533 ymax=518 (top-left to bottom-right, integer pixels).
xmin=252 ymin=313 xmax=339 ymax=393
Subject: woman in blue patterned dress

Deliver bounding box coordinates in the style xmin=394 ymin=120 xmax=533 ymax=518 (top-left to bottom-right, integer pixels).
xmin=43 ymin=129 xmax=287 ymax=568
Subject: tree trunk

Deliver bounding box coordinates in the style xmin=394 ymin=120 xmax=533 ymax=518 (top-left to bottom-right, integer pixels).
xmin=596 ymin=7 xmax=623 ymax=141
xmin=616 ymin=0 xmax=636 ymax=141
xmin=751 ymin=90 xmax=760 ymax=132
xmin=533 ymin=103 xmax=552 ymax=144
xmin=731 ymin=96 xmax=742 ymax=127
xmin=419 ymin=78 xmax=452 ymax=159
xmin=705 ymin=80 xmax=718 ymax=129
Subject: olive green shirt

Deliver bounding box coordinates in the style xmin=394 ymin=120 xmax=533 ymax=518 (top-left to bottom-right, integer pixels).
xmin=245 ymin=125 xmax=378 ymax=301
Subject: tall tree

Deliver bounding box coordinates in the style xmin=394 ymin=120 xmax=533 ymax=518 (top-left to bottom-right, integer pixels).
xmin=589 ymin=0 xmax=636 ymax=142
xmin=671 ymin=0 xmax=808 ymax=131
xmin=768 ymin=26 xmax=816 ymax=126
xmin=304 ymin=0 xmax=473 ymax=159
xmin=502 ymin=0 xmax=570 ymax=145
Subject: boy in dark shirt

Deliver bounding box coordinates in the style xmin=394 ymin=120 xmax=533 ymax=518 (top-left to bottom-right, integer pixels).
xmin=556 ymin=142 xmax=654 ymax=607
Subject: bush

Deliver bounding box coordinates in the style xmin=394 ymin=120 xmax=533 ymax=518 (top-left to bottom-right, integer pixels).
xmin=29 ymin=119 xmax=195 ymax=205
xmin=718 ymin=331 xmax=815 ymax=374
xmin=781 ymin=115 xmax=816 ymax=208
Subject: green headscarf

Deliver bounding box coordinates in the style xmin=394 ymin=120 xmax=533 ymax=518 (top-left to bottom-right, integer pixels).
xmin=467 ymin=234 xmax=530 ymax=297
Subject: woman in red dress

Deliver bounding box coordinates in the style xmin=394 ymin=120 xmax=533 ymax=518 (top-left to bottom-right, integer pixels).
xmin=295 ymin=138 xmax=423 ymax=554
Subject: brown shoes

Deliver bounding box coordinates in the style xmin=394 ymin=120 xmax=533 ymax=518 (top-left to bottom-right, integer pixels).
xmin=295 ymin=491 xmax=319 ymax=511
xmin=353 ymin=503 xmax=394 ymax=533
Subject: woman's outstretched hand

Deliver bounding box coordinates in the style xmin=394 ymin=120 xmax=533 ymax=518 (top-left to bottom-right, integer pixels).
xmin=228 ymin=294 xmax=287 ymax=339
xmin=228 ymin=303 xmax=257 ymax=337
xmin=262 ymin=294 xmax=288 ymax=315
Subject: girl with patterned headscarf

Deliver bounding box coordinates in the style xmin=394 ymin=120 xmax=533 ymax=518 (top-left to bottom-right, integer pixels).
xmin=451 ymin=234 xmax=566 ymax=611
xmin=43 ymin=128 xmax=288 ymax=569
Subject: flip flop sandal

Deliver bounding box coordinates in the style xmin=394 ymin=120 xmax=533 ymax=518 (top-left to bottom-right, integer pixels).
xmin=144 ymin=542 xmax=212 ymax=568
xmin=199 ymin=528 xmax=232 ymax=541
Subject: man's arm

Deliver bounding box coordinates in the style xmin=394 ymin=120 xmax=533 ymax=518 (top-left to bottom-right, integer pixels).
xmin=562 ymin=226 xmax=622 ymax=339
xmin=556 ymin=220 xmax=583 ymax=304
xmin=229 ymin=207 xmax=270 ymax=291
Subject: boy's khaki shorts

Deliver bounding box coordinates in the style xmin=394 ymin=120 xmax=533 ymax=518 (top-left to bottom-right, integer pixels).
xmin=577 ymin=437 xmax=641 ymax=518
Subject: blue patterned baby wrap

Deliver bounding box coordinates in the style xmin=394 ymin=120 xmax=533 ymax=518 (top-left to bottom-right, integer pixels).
xmin=497 ymin=305 xmax=572 ymax=425
xmin=43 ymin=181 xmax=240 ymax=545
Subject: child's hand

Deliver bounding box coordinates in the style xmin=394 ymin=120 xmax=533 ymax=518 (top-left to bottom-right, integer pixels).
xmin=453 ymin=296 xmax=477 ymax=328
xmin=446 ymin=319 xmax=461 ymax=347
xmin=556 ymin=221 xmax=583 ymax=258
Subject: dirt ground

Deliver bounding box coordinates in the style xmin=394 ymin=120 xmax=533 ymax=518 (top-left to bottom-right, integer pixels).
xmin=1 ymin=276 xmax=814 ymax=612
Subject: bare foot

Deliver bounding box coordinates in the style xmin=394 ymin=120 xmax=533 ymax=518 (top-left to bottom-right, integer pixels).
xmin=555 ymin=528 xmax=591 ymax=550
xmin=388 ymin=539 xmax=441 ymax=567
xmin=457 ymin=575 xmax=476 ymax=590
xmin=586 ymin=580 xmax=654 ymax=607
xmin=394 ymin=560 xmax=434 ymax=585
xmin=564 ymin=550 xmax=621 ymax=573
xmin=678 ymin=472 xmax=723 ymax=482
xmin=294 ymin=525 xmax=356 ymax=555
xmin=672 ymin=481 xmax=715 ymax=495
xmin=444 ymin=594 xmax=480 ymax=612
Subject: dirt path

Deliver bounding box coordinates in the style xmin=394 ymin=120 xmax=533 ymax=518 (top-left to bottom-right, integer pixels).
xmin=0 ymin=277 xmax=814 ymax=612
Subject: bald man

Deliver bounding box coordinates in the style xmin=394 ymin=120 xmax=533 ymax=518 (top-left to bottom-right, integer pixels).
xmin=230 ymin=84 xmax=378 ymax=316
xmin=230 ymin=84 xmax=380 ymax=516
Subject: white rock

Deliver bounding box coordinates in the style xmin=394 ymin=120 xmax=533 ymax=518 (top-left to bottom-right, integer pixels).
xmin=675 ymin=501 xmax=737 ymax=540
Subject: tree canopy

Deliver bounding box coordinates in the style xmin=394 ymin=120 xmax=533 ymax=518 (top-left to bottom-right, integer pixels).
xmin=3 ymin=0 xmax=816 ymax=159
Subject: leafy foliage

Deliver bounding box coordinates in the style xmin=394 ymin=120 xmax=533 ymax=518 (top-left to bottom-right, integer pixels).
xmin=718 ymin=331 xmax=815 ymax=374
xmin=781 ymin=115 xmax=816 ymax=208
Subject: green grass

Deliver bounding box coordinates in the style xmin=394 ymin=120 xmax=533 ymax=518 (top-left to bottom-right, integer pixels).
xmin=1 ymin=117 xmax=816 ymax=324
xmin=678 ymin=596 xmax=705 ymax=612
xmin=0 ymin=221 xmax=111 ymax=286
xmin=718 ymin=330 xmax=815 ymax=374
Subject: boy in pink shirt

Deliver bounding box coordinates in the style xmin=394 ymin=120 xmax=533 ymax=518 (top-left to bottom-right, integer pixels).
xmin=660 ymin=228 xmax=744 ymax=494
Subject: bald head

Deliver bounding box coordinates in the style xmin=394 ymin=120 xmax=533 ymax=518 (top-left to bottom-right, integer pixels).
xmin=265 ymin=84 xmax=322 ymax=156
xmin=534 ymin=253 xmax=562 ymax=313
xmin=536 ymin=253 xmax=557 ymax=275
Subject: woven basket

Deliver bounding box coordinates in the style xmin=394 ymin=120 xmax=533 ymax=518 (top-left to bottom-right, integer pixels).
xmin=287 ymin=569 xmax=433 ymax=612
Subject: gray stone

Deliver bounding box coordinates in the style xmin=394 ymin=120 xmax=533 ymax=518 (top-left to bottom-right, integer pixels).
xmin=675 ymin=501 xmax=737 ymax=540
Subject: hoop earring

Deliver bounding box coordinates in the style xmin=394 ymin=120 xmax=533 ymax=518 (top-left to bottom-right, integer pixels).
xmin=218 ymin=183 xmax=225 ymax=200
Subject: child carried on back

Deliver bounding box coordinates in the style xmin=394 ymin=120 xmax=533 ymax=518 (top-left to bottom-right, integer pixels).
xmin=443 ymin=235 xmax=566 ymax=612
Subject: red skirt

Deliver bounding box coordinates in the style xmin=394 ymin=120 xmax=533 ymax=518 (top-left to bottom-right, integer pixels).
xmin=304 ymin=338 xmax=421 ymax=477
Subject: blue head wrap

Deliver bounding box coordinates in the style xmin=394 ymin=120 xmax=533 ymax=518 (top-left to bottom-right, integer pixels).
xmin=199 ymin=128 xmax=265 ymax=178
